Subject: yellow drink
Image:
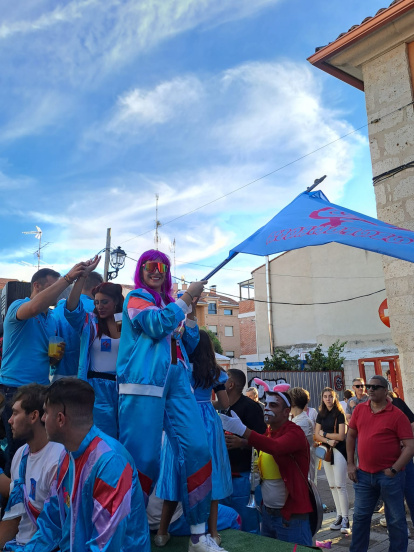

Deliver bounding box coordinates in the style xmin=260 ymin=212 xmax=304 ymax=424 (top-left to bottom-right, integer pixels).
xmin=49 ymin=340 xmax=63 ymax=358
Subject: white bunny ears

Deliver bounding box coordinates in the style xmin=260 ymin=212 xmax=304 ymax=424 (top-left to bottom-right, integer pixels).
xmin=253 ymin=378 xmax=291 ymax=407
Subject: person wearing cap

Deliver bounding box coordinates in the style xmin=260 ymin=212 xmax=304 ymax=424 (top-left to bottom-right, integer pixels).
xmin=219 ymin=383 xmax=312 ymax=546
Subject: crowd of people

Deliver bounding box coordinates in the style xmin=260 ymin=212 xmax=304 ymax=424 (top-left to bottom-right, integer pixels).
xmin=0 ymin=249 xmax=413 ymax=551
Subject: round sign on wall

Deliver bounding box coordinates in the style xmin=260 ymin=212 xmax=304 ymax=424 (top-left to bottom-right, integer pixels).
xmin=334 ymin=375 xmax=344 ymax=392
xmin=379 ymin=298 xmax=390 ymax=328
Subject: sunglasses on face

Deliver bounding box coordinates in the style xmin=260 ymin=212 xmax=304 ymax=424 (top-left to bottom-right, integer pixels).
xmin=142 ymin=261 xmax=168 ymax=274
xmin=353 ymin=384 xmax=365 ymax=389
xmin=365 ymin=384 xmax=386 ymax=391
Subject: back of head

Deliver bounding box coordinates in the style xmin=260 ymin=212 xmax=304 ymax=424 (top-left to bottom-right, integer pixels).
xmin=190 ymin=329 xmax=221 ymax=389
xmin=134 ymin=249 xmax=174 ymax=306
xmin=227 ymin=368 xmax=246 ymax=393
xmin=288 ymin=387 xmax=309 ymax=410
xmin=45 ymin=378 xmax=95 ymax=425
xmin=83 ymin=271 xmax=103 ymax=293
xmin=31 ymin=268 xmax=60 ymax=291
xmin=12 ymin=383 xmax=48 ymax=421
xmin=246 ymin=387 xmax=258 ymax=400
xmin=344 ymin=389 xmax=354 ymax=400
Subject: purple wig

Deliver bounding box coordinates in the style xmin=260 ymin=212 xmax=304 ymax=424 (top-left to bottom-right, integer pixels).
xmin=134 ymin=249 xmax=174 ymax=307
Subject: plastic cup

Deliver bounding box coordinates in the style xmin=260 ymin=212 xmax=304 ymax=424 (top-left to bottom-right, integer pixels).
xmin=49 ymin=336 xmax=64 ymax=358
xmin=114 ymin=313 xmax=122 ymax=332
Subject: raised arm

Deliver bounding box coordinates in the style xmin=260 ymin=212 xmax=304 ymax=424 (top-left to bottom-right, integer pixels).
xmin=16 ymin=263 xmax=86 ymax=321
xmin=66 ymin=256 xmax=100 ymax=312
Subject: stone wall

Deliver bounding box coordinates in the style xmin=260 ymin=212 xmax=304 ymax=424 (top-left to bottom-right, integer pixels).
xmin=362 ymin=42 xmax=414 ymax=408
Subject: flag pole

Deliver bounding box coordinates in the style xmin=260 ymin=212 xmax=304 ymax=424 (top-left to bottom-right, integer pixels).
xmin=202 ymin=252 xmax=239 ymax=281
xmin=306 ymin=175 xmax=326 ymax=193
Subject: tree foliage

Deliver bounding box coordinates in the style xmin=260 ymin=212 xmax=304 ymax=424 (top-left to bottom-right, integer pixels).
xmin=305 ymin=340 xmax=347 ymax=371
xmin=202 ymin=327 xmax=223 ymax=354
xmin=263 ymin=349 xmax=301 ymax=371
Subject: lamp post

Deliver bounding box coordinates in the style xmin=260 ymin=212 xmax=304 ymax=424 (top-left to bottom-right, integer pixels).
xmin=107 ymin=246 xmax=126 ymax=281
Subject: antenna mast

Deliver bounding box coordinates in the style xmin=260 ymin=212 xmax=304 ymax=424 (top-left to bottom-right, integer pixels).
xmin=22 ymin=226 xmax=43 ymax=270
xmin=170 ymin=238 xmax=176 ymax=278
xmin=155 ymin=194 xmax=161 ymax=249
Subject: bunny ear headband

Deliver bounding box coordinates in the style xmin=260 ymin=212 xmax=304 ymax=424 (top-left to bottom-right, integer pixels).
xmin=253 ymin=378 xmax=291 ymax=407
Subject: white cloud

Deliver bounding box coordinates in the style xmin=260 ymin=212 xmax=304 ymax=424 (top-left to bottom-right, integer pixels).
xmin=0 ymin=57 xmax=369 ymax=297
xmin=0 ymin=0 xmax=282 ymax=87
xmin=0 ymin=91 xmax=70 ymax=143
xmin=106 ymin=77 xmax=203 ymax=133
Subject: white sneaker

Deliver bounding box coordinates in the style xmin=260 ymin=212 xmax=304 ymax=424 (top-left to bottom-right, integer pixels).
xmin=379 ymin=517 xmax=387 ymax=527
xmin=188 ymin=534 xmax=227 ymax=552
xmin=340 ymin=517 xmax=351 ymax=534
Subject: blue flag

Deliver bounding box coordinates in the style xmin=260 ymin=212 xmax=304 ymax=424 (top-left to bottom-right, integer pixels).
xmin=204 ymin=190 xmax=414 ymax=279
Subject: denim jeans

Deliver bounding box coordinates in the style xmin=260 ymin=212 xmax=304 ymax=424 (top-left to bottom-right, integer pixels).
xmin=350 ymin=469 xmax=407 ymax=552
xmin=220 ymin=472 xmax=261 ymax=534
xmin=404 ymin=459 xmax=414 ymax=525
xmin=261 ymin=508 xmax=312 ymax=546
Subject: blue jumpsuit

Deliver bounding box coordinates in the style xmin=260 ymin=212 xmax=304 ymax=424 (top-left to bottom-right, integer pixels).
xmin=64 ymin=303 xmax=118 ymax=439
xmin=23 ymin=426 xmax=150 ymax=552
xmin=117 ymin=289 xmax=212 ymax=527
xmin=157 ymin=369 xmax=232 ymax=501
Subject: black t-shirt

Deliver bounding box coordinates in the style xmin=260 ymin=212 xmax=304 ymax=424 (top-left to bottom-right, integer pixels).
xmin=316 ymin=408 xmax=347 ymax=460
xmin=226 ymin=394 xmax=267 ymax=473
xmin=392 ymin=397 xmax=414 ymax=423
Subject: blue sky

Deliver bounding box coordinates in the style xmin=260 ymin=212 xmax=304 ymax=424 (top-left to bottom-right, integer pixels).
xmin=0 ymin=0 xmax=387 ymax=295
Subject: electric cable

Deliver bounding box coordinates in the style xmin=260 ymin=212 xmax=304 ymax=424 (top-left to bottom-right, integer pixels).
xmin=124 ymin=254 xmax=385 ymax=306
xmin=119 ymin=100 xmax=414 ymax=246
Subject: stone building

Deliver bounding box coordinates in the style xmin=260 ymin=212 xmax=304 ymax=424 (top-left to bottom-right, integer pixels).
xmin=308 ymin=0 xmax=414 ymax=406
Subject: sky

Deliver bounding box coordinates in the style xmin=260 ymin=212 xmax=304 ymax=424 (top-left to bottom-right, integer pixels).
xmin=0 ymin=0 xmax=390 ymax=297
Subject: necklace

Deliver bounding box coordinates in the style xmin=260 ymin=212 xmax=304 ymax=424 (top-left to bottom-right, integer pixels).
xmin=370 ymin=402 xmax=387 ymax=414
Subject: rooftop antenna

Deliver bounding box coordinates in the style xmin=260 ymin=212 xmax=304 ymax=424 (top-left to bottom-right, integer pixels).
xmin=22 ymin=226 xmax=43 ymax=270
xmin=170 ymin=238 xmax=176 ymax=279
xmin=155 ymin=194 xmax=161 ymax=250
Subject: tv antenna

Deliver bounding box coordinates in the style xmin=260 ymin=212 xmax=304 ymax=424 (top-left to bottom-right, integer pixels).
xmin=155 ymin=194 xmax=161 ymax=249
xmin=22 ymin=226 xmax=49 ymax=270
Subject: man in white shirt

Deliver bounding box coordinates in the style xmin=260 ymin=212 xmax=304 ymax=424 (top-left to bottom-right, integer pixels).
xmin=0 ymin=384 xmax=63 ymax=551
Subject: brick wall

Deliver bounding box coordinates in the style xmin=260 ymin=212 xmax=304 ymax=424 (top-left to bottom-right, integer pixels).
xmin=239 ymin=299 xmax=256 ymax=356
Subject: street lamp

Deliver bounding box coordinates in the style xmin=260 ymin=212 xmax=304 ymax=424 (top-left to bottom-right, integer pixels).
xmin=107 ymin=246 xmax=126 ymax=281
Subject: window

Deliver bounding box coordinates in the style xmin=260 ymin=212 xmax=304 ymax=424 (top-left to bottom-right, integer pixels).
xmin=208 ymin=302 xmax=217 ymax=314
xmin=225 ymin=351 xmax=234 ymax=358
xmin=224 ymin=326 xmax=234 ymax=337
xmin=208 ymin=325 xmax=217 ymax=335
xmin=223 ymin=308 xmax=233 ymax=316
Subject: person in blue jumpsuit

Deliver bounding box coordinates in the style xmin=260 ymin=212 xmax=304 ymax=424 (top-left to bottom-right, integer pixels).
xmin=24 ymin=378 xmax=150 ymax=552
xmin=64 ymin=257 xmax=122 ymax=439
xmin=117 ymin=250 xmax=224 ymax=552
xmin=156 ymin=329 xmax=233 ymax=546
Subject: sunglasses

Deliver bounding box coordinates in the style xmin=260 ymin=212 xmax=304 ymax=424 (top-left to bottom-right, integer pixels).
xmin=142 ymin=261 xmax=168 ymax=274
xmin=365 ymin=384 xmax=386 ymax=391
xmin=353 ymin=384 xmax=365 ymax=389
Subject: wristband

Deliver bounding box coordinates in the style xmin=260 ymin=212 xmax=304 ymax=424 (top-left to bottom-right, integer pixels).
xmin=64 ymin=274 xmax=74 ymax=285
xmin=390 ymin=467 xmax=398 ymax=474
xmin=185 ymin=291 xmax=194 ymax=301
xmin=323 ymin=431 xmax=327 ymax=438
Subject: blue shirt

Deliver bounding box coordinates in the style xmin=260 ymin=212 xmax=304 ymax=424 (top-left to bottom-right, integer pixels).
xmin=0 ymin=299 xmax=58 ymax=387
xmin=80 ymin=294 xmax=95 ymax=313
xmin=50 ymin=301 xmax=81 ymax=380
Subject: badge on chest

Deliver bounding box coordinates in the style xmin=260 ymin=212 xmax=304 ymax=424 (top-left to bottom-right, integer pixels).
xmin=101 ymin=338 xmax=111 ymax=352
